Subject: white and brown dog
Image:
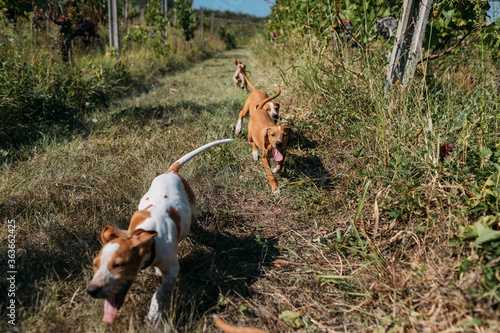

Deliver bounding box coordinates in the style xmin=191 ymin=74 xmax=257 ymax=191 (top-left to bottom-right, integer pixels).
xmin=234 ymin=59 xmax=279 ymax=135
xmin=245 ymin=85 xmax=293 ymax=195
xmin=87 ymin=139 xmax=234 ymax=324
xmin=233 ymin=59 xmax=247 ymax=91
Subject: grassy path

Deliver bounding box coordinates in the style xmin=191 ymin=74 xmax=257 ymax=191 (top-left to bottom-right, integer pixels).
xmin=1 ymin=47 xmax=333 ymax=332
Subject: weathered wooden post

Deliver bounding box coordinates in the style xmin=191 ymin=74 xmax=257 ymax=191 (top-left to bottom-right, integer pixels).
xmin=386 ymin=0 xmax=433 ymax=90
xmin=123 ymin=0 xmax=128 ymax=24
xmin=108 ymin=0 xmax=120 ymax=55
xmin=161 ymin=0 xmax=167 ymax=17
xmin=199 ymin=10 xmax=204 ymax=39
xmin=210 ymin=15 xmax=214 ymax=36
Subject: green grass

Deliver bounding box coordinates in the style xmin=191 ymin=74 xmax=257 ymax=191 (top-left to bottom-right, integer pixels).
xmin=0 ymin=16 xmax=227 ymax=160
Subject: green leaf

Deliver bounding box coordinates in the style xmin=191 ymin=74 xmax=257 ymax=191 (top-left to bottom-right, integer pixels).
xmin=480 ymin=147 xmax=493 ymax=158
xmin=473 ymin=217 xmax=500 ymax=244
xmin=278 ymin=310 xmax=304 ymax=328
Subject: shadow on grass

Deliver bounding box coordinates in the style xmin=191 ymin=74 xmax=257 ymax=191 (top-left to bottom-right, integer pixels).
xmin=111 ymin=99 xmax=240 ymax=129
xmin=284 ymin=128 xmax=330 ymax=185
xmin=180 ymin=217 xmax=278 ymax=312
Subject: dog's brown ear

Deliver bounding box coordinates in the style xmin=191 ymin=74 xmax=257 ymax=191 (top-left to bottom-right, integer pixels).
xmin=235 ymin=59 xmax=239 ymax=65
xmin=101 ymin=226 xmax=131 ymax=244
xmin=262 ymin=127 xmax=271 ymax=147
xmin=131 ymin=229 xmax=158 ymax=256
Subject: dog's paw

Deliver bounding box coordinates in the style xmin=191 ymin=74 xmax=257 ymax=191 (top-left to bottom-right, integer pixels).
xmin=154 ymin=267 xmax=162 ymax=277
xmin=252 ymin=151 xmax=259 ymax=161
xmin=272 ymin=166 xmax=278 ymax=174
xmin=272 ymin=188 xmax=281 ymax=197
xmin=147 ymin=304 xmax=161 ymax=324
xmin=235 ymin=120 xmax=242 ymax=135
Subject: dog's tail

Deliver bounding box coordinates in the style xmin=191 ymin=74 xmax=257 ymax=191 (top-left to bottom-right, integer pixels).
xmin=167 ymin=139 xmax=234 ymax=173
xmin=212 ymin=314 xmax=266 ymax=333
xmin=235 ymin=59 xmax=256 ymax=92
xmin=257 ymin=85 xmax=281 ymax=109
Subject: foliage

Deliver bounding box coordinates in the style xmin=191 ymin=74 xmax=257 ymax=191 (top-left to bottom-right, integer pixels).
xmin=0 ymin=0 xmax=32 ymax=20
xmin=267 ymin=0 xmax=500 ymax=56
xmin=427 ymin=0 xmax=492 ymax=49
xmin=266 ymin=0 xmax=400 ymax=45
xmin=0 ymin=29 xmax=130 ymax=154
xmin=143 ymin=0 xmax=170 ymax=56
xmin=33 ymin=1 xmax=102 ymax=63
xmin=145 ymin=0 xmax=168 ymax=29
xmin=175 ymin=0 xmax=198 ymax=41
xmin=463 ymin=214 xmax=500 ymax=298
xmin=463 ymin=152 xmax=500 ymax=298
xmin=218 ymin=26 xmax=236 ymax=49
xmin=0 ymin=7 xmax=227 ymax=160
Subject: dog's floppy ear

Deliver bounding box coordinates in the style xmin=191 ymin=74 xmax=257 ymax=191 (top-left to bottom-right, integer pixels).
xmin=101 ymin=226 xmax=131 ymax=244
xmin=235 ymin=59 xmax=239 ymax=65
xmin=131 ymin=229 xmax=158 ymax=256
xmin=261 ymin=127 xmax=271 ymax=147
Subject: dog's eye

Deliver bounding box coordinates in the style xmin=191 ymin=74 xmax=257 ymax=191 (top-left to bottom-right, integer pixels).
xmin=93 ymin=263 xmax=98 ymax=269
xmin=113 ymin=262 xmax=125 ymax=269
xmin=271 ymin=133 xmax=275 ymax=137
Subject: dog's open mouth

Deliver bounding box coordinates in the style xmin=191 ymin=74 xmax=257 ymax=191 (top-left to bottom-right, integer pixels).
xmin=273 ymin=148 xmax=284 ymax=162
xmin=102 ymin=282 xmax=132 ymax=324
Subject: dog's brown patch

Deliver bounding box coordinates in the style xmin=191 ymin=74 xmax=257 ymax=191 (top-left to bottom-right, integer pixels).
xmin=145 ymin=197 xmax=149 ymax=200
xmin=167 ymin=162 xmax=181 ymax=173
xmin=167 ymin=206 xmax=182 ymax=240
xmin=129 ymin=208 xmax=152 ymax=231
xmin=164 ymin=195 xmax=168 ymax=198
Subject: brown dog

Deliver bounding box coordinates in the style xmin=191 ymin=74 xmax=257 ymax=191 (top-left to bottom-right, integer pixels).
xmin=246 ymin=85 xmax=293 ymax=195
xmin=233 ymin=59 xmax=247 ymax=91
xmin=234 ymin=59 xmax=279 ymax=135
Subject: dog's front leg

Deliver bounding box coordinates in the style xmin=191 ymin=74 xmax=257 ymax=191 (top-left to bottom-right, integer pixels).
xmin=147 ymin=265 xmax=179 ymax=323
xmin=262 ymin=154 xmax=279 ymax=195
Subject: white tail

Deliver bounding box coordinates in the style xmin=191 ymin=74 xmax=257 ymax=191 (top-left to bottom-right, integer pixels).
xmin=167 ymin=139 xmax=234 ymax=173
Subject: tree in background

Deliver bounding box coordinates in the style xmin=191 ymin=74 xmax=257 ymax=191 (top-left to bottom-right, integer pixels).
xmin=175 ymin=0 xmax=197 ymax=42
xmin=33 ymin=1 xmax=102 ymax=64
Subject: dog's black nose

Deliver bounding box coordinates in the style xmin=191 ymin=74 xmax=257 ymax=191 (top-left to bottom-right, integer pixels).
xmin=275 ymin=141 xmax=283 ymax=148
xmin=87 ymin=284 xmax=102 ymax=298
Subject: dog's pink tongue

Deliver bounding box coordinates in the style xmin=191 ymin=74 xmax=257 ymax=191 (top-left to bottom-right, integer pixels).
xmin=103 ymin=298 xmax=118 ymax=324
xmin=273 ymin=148 xmax=283 ymax=162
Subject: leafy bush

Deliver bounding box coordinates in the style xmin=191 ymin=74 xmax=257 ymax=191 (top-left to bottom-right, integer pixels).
xmin=175 ymin=0 xmax=198 ymax=41
xmin=218 ymin=26 xmax=236 ymax=49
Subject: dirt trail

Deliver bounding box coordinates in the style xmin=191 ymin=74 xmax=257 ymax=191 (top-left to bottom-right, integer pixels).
xmin=98 ymin=47 xmax=318 ymax=331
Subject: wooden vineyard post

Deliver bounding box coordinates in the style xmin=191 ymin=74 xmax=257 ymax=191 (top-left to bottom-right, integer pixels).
xmin=108 ymin=0 xmax=120 ymax=55
xmin=210 ymin=15 xmax=214 ymax=36
xmin=386 ymin=0 xmax=433 ymax=90
xmin=199 ymin=10 xmax=204 ymax=39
